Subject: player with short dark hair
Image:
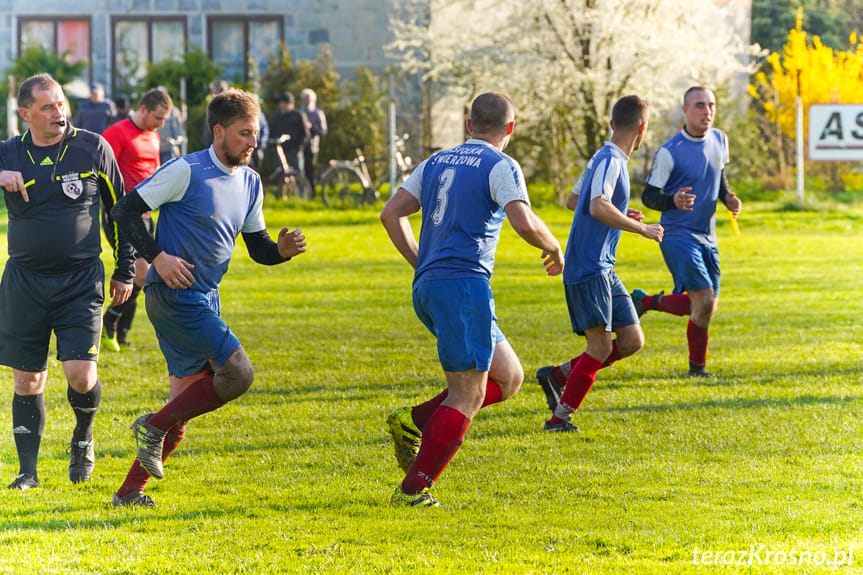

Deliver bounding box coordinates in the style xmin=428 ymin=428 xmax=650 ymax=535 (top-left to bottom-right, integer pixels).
xmin=109 ymin=88 xmax=307 ymax=507
xmin=381 ymin=92 xmax=564 ymax=507
xmin=631 ymin=86 xmax=741 ymax=377
xmin=101 ymin=87 xmax=174 ymax=351
xmin=0 ymin=73 xmax=134 ymax=490
xmin=537 ymin=95 xmax=662 ymax=432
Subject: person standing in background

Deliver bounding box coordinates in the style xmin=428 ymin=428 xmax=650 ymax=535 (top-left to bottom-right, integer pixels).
xmin=157 ymin=98 xmax=186 ymax=165
xmin=270 ymin=92 xmax=309 ymax=176
xmin=101 ymin=88 xmax=174 ymax=351
xmin=75 ymin=83 xmax=116 ymax=134
xmin=300 ymin=88 xmax=327 ymax=198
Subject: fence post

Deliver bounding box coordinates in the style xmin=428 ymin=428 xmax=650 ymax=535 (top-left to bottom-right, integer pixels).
xmin=388 ymin=73 xmax=397 ymax=198
xmin=7 ymin=76 xmax=18 ymax=138
xmin=795 ymin=70 xmax=804 ymax=204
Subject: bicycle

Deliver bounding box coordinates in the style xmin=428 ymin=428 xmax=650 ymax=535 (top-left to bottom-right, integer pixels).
xmin=266 ymin=134 xmax=312 ymax=200
xmin=319 ymin=134 xmax=413 ymax=209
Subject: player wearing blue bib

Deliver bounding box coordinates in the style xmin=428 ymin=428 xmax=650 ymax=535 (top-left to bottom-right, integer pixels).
xmin=537 ymin=96 xmax=662 ymax=432
xmin=381 ymin=92 xmax=564 ymax=507
xmin=109 ymin=89 xmax=307 ymax=507
xmin=631 ymin=87 xmax=742 ymax=377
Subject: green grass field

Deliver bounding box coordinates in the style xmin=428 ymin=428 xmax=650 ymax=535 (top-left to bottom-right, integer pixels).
xmin=0 ymin=196 xmax=862 ymax=574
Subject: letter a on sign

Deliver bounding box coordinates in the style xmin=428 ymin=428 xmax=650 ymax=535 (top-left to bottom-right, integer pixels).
xmin=819 ymin=112 xmax=843 ymax=140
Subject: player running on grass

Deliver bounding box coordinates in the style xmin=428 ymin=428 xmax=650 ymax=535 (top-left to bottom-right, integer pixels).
xmin=109 ymin=89 xmax=307 ymax=507
xmin=630 ymin=86 xmax=741 ymax=378
xmin=536 ymin=95 xmax=662 ymax=431
xmin=381 ymin=92 xmax=564 ymax=507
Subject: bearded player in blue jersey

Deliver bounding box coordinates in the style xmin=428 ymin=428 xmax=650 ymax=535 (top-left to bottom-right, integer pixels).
xmin=109 ymin=89 xmax=307 ymax=507
xmin=631 ymin=86 xmax=742 ymax=378
xmin=381 ymin=92 xmax=564 ymax=507
xmin=539 ymin=95 xmax=663 ymax=432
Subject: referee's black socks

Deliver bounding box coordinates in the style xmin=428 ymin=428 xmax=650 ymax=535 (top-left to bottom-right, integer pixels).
xmin=67 ymin=379 xmax=102 ymax=442
xmin=12 ymin=393 xmax=45 ymax=477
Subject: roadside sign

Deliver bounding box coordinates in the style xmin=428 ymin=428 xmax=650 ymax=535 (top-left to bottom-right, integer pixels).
xmin=809 ymin=104 xmax=863 ymax=161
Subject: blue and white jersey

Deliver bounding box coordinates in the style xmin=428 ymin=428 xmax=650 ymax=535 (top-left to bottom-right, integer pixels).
xmin=400 ymin=138 xmax=529 ymax=286
xmin=137 ymin=147 xmax=266 ymax=292
xmin=563 ymin=142 xmax=630 ymax=285
xmin=646 ymin=127 xmax=729 ymax=246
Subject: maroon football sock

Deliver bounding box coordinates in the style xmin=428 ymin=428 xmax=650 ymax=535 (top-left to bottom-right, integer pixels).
xmin=148 ymin=376 xmax=223 ymax=432
xmin=409 ymin=392 xmax=444 ymax=431
xmin=116 ymin=423 xmax=187 ymax=497
xmin=648 ymin=293 xmax=691 ymax=316
xmin=401 ymin=405 xmax=470 ymax=494
xmin=411 ymin=378 xmax=504 ymax=430
xmin=481 ymin=379 xmax=503 ymax=407
xmin=687 ymin=320 xmax=709 ymax=367
xmin=603 ymin=341 xmax=621 ymax=367
xmin=551 ymin=357 xmax=578 ymax=387
xmin=558 ymin=353 xmax=605 ymax=414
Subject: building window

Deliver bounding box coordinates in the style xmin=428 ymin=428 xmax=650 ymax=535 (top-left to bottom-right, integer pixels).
xmin=18 ymin=17 xmax=90 ymax=66
xmin=207 ymin=16 xmax=283 ymax=86
xmin=112 ymin=17 xmax=186 ymax=97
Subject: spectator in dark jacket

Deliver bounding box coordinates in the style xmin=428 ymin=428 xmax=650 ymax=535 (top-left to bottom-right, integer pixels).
xmin=269 ymin=92 xmax=309 ymax=175
xmin=75 ymin=83 xmax=116 ymax=134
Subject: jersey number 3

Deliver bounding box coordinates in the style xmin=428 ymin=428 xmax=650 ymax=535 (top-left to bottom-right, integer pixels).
xmin=430 ymin=167 xmax=455 ymax=226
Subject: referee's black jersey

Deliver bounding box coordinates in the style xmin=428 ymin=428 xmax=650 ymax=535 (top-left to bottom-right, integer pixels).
xmin=0 ymin=127 xmax=135 ymax=282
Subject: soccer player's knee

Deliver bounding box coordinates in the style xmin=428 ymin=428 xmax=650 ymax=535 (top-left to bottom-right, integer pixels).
xmin=498 ymin=371 xmax=523 ymax=400
xmin=618 ymin=330 xmax=645 ymax=358
xmin=213 ymin=347 xmax=254 ymax=402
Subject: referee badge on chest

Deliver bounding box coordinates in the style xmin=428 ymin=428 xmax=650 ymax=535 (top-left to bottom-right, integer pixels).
xmin=60 ymin=172 xmax=84 ymax=199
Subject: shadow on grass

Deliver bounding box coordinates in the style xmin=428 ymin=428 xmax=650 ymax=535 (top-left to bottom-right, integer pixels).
xmin=584 ymin=363 xmax=863 ymax=391
xmin=599 ymin=393 xmax=862 ymax=413
xmin=0 ymin=506 xmax=236 ymax=531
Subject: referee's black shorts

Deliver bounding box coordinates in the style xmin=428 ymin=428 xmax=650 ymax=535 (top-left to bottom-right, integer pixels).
xmin=0 ymin=258 xmax=104 ymax=372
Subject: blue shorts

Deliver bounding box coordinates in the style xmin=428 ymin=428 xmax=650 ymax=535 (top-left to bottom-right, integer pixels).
xmin=564 ymin=270 xmax=639 ymax=335
xmin=660 ymin=239 xmax=720 ymax=295
xmin=412 ymin=277 xmax=505 ymax=372
xmin=145 ymin=284 xmax=241 ymax=377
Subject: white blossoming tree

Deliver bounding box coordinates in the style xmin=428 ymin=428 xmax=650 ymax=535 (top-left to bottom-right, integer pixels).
xmin=388 ymin=0 xmax=756 ymax=198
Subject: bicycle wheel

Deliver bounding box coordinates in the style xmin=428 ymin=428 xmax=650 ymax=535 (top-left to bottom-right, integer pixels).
xmin=320 ymin=167 xmax=366 ymax=208
xmin=281 ymin=171 xmax=313 ymax=200
xmin=267 ymin=167 xmax=286 ymax=199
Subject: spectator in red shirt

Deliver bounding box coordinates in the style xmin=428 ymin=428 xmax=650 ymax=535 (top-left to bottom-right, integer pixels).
xmin=101 ymin=88 xmax=173 ymax=351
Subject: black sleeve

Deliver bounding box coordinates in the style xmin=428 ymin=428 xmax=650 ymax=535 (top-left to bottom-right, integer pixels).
xmin=641 ymin=183 xmax=676 ymax=212
xmin=111 ymin=190 xmax=164 ymax=263
xmin=242 ymin=230 xmax=290 ymax=265
xmin=718 ymin=169 xmax=730 ymax=205
xmin=97 ymin=138 xmax=136 ymax=283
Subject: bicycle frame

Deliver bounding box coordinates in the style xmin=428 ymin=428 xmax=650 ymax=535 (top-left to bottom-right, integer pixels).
xmin=320 ymin=135 xmax=415 ymax=207
xmin=273 ymin=134 xmax=292 ymax=176
xmin=327 ymin=146 xmax=374 ymax=190
xmin=266 ymin=134 xmax=311 ymax=199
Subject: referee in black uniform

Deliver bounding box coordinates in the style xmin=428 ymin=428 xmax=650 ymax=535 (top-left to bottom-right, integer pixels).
xmin=0 ymin=74 xmax=134 ymax=490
